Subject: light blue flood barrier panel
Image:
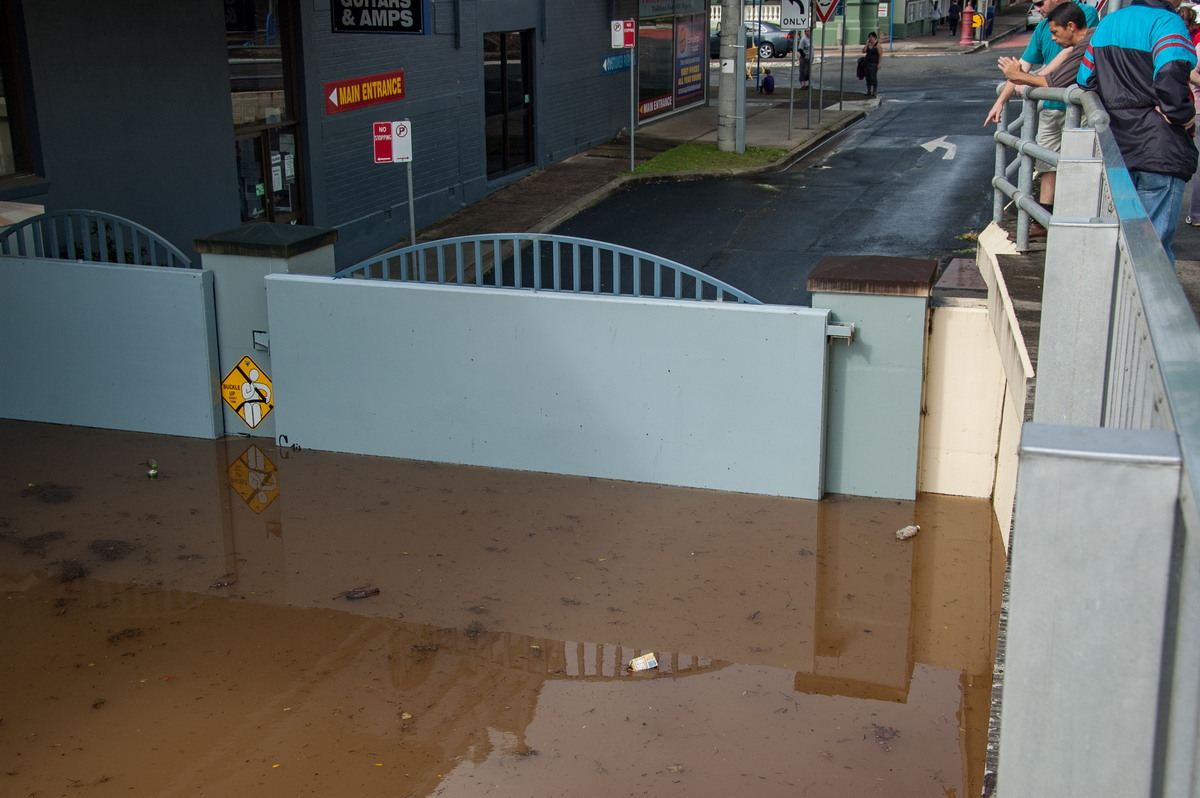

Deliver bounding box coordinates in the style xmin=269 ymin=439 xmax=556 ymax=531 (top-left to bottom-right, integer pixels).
xmin=0 ymin=257 xmax=221 ymax=438
xmin=264 ymin=275 xmax=833 ymax=499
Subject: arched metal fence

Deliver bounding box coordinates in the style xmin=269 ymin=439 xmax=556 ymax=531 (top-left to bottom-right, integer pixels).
xmin=336 ymin=233 xmax=762 ymax=304
xmin=0 ymin=209 xmax=193 ymax=269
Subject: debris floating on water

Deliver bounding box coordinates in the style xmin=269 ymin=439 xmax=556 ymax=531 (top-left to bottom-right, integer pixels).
xmin=89 ymin=539 xmax=136 ymax=561
xmin=629 ymin=653 xmax=659 ymax=672
xmin=21 ymin=482 xmax=75 ymax=503
xmin=895 ymin=524 xmax=920 ymax=540
xmin=333 ymin=587 xmax=380 ymax=600
xmin=59 ymin=559 xmax=90 ymax=582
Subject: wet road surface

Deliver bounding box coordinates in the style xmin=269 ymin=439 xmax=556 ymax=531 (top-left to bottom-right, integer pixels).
xmin=556 ymin=54 xmax=1004 ymax=305
xmin=1 ymin=420 xmax=1002 ymax=796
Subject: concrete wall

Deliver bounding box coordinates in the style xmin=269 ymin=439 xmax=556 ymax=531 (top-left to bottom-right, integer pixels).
xmin=0 ymin=257 xmax=221 ymax=438
xmin=302 ymin=0 xmax=641 ymax=266
xmin=919 ymin=300 xmax=1005 ymax=500
xmin=11 ymin=0 xmax=238 ymax=262
xmin=976 ymin=223 xmax=1035 ymax=544
xmin=814 ymin=291 xmax=928 ymax=500
xmin=264 ymin=275 xmax=833 ymax=498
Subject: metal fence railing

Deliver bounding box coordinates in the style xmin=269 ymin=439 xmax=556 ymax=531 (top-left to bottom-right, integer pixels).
xmin=0 ymin=209 xmax=193 ymax=268
xmin=989 ymin=85 xmax=1200 ymax=797
xmin=336 ymin=233 xmax=763 ymax=304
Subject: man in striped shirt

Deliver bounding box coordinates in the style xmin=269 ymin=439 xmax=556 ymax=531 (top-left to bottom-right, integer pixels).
xmin=1078 ymin=0 xmax=1197 ymax=262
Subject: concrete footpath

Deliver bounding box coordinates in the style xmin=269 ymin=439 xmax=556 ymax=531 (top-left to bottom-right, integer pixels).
xmin=413 ymin=8 xmax=1030 ymax=246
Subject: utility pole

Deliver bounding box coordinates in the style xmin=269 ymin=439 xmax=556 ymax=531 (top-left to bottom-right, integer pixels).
xmin=717 ymin=0 xmax=745 ymax=153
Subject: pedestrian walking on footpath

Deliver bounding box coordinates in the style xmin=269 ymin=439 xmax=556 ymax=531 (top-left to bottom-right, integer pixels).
xmin=862 ymin=32 xmax=881 ymax=97
xmin=797 ymin=29 xmax=812 ymax=88
xmin=949 ymin=0 xmax=962 ymax=35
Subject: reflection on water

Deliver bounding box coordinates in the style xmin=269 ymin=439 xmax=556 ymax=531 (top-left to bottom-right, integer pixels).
xmin=0 ymin=420 xmax=1003 ymax=796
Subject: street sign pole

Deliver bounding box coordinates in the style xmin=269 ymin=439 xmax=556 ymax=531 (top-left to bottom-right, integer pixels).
xmin=839 ymin=19 xmax=846 ymax=110
xmin=779 ymin=0 xmax=809 ymax=138
xmin=789 ymin=44 xmax=796 ymax=139
xmin=630 ymin=47 xmax=637 ymax=172
xmin=613 ymin=19 xmax=637 ymax=171
xmin=406 ymin=161 xmax=416 ymax=248
xmin=374 ymin=120 xmax=416 ymax=247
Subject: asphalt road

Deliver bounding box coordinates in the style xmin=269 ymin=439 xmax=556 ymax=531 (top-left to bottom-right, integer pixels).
xmin=553 ymin=50 xmax=1011 ymax=305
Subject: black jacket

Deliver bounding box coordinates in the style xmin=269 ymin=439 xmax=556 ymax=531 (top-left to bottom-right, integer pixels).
xmin=1078 ymin=0 xmax=1198 ymax=180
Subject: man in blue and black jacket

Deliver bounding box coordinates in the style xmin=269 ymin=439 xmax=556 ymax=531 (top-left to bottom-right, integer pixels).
xmin=1078 ymin=0 xmax=1197 ymax=264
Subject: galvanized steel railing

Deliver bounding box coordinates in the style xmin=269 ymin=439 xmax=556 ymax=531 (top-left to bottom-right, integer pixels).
xmin=992 ymin=84 xmax=1200 ymax=798
xmin=989 ymin=84 xmax=1097 ymax=251
xmin=335 ymin=233 xmax=762 ymax=304
xmin=0 ymin=209 xmax=193 ymax=268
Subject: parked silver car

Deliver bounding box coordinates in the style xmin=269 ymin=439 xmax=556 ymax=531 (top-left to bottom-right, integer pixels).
xmin=709 ymin=21 xmax=796 ymax=59
xmin=1026 ymin=2 xmax=1043 ymax=29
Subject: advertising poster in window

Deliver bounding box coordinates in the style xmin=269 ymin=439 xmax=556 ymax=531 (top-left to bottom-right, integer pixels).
xmin=637 ymin=18 xmax=675 ymax=120
xmin=674 ymin=16 xmax=705 ymax=102
xmin=638 ymin=14 xmax=708 ymax=122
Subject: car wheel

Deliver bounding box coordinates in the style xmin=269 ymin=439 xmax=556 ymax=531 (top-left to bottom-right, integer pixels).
xmin=758 ymin=42 xmax=775 ymax=59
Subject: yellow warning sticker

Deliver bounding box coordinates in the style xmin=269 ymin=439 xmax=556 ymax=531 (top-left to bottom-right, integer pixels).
xmin=227 ymin=443 xmax=279 ymax=514
xmin=221 ymin=356 xmax=274 ymax=429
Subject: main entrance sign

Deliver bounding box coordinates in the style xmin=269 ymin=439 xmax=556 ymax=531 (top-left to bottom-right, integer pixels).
xmin=325 ymin=70 xmax=406 ymax=114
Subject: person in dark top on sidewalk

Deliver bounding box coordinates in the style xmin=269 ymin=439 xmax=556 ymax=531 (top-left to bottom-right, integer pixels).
xmin=862 ymin=32 xmax=881 ymax=97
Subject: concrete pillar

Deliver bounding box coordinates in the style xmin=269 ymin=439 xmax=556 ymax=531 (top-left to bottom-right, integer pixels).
xmin=194 ymin=224 xmax=337 ymax=439
xmin=808 ymin=256 xmax=937 ymax=499
xmin=1000 ymin=423 xmax=1181 ymax=798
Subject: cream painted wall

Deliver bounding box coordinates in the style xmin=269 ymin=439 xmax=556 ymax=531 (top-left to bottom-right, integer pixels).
xmin=917 ymin=223 xmax=1034 ymax=550
xmin=920 ymin=302 xmax=1005 ymax=500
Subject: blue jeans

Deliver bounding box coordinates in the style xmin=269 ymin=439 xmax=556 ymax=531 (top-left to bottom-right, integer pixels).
xmin=1131 ymin=169 xmax=1185 ymax=265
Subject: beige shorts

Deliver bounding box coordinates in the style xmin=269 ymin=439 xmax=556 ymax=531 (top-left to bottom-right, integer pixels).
xmin=1035 ymin=108 xmax=1066 ymax=173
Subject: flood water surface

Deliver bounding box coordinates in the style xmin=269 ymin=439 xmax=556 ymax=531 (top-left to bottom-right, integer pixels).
xmin=1 ymin=420 xmax=1003 ymax=797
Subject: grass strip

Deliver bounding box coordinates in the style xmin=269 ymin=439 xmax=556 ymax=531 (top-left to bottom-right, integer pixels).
xmin=630 ymin=142 xmax=788 ymax=175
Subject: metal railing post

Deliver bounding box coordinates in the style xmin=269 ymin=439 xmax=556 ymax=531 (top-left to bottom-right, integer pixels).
xmin=1054 ymin=128 xmax=1103 ymax=218
xmin=1015 ymin=97 xmax=1038 ymax=251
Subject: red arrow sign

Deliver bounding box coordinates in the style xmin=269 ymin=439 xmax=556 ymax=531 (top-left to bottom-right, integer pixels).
xmin=814 ymin=0 xmax=838 ymax=23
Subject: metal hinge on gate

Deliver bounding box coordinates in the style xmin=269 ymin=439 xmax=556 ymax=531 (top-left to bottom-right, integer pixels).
xmin=826 ymin=323 xmax=855 ymax=342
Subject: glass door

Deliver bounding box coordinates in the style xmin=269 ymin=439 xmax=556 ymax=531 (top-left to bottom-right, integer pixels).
xmin=227 ymin=0 xmax=304 ymax=224
xmin=483 ymin=30 xmax=534 ymax=179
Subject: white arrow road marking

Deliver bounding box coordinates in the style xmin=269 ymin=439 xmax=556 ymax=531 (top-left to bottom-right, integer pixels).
xmin=920 ymin=136 xmax=957 ymax=160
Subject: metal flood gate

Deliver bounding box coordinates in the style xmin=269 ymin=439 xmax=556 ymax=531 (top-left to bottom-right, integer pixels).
xmin=264 ymin=233 xmax=841 ymax=500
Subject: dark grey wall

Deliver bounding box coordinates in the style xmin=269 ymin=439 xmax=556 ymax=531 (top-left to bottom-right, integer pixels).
xmin=19 ymin=0 xmax=238 ymax=261
xmin=302 ymin=0 xmax=637 ymax=266
xmin=6 ymin=0 xmax=653 ymax=268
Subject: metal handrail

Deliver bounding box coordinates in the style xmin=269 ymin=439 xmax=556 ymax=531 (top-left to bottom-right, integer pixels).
xmin=993 ymin=82 xmax=1200 ymax=797
xmin=336 ymin=233 xmax=763 ymax=304
xmin=989 ymin=84 xmax=1109 ymax=251
xmin=0 ymin=209 xmax=193 ymax=268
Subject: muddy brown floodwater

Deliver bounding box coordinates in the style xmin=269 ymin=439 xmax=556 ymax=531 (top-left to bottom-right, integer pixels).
xmin=0 ymin=420 xmax=1004 ymax=797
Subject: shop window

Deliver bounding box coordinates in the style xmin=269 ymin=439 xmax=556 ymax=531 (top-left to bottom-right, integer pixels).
xmin=227 ymin=0 xmax=304 ymax=223
xmin=0 ymin=0 xmax=37 ymax=184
